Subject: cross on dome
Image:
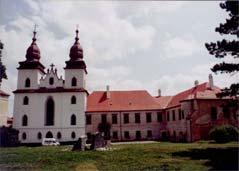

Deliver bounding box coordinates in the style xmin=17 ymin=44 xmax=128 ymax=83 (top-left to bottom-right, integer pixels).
xmin=75 ymin=24 xmax=79 ymax=42
xmin=33 ymin=24 xmax=38 ymax=42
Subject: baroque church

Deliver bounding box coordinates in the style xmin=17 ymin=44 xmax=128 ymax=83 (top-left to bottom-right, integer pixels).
xmin=13 ymin=29 xmax=88 ymax=143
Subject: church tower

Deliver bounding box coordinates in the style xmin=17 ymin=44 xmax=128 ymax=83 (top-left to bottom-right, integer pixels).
xmin=16 ymin=29 xmax=45 ymax=90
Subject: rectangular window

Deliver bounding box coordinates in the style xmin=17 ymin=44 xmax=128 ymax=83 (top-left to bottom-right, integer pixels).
xmin=223 ymin=106 xmax=230 ymax=119
xmin=86 ymin=115 xmax=91 ymax=125
xmin=112 ymin=131 xmax=118 ymax=139
xmin=124 ymin=113 xmax=129 ymax=124
xmin=124 ymin=131 xmax=130 ymax=139
xmin=211 ymin=107 xmax=217 ymax=120
xmin=147 ymin=130 xmax=152 ymax=138
xmin=157 ymin=112 xmax=163 ymax=122
xmin=178 ymin=109 xmax=181 ymax=120
xmin=181 ymin=110 xmax=185 ymax=119
xmin=146 ymin=112 xmax=152 ymax=123
xmin=135 ymin=113 xmax=141 ymax=123
xmin=172 ymin=110 xmax=175 ymax=121
xmin=136 ymin=131 xmax=141 ymax=139
xmin=112 ymin=114 xmax=118 ymax=124
xmin=167 ymin=111 xmax=170 ymax=121
xmin=101 ymin=114 xmax=107 ymax=123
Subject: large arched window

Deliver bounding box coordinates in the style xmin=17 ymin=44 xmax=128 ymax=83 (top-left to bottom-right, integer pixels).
xmin=71 ymin=96 xmax=76 ymax=104
xmin=71 ymin=77 xmax=77 ymax=87
xmin=46 ymin=131 xmax=53 ymax=138
xmin=71 ymin=114 xmax=76 ymax=125
xmin=25 ymin=78 xmax=31 ymax=87
xmin=45 ymin=97 xmax=54 ymax=126
xmin=23 ymin=96 xmax=29 ymax=105
xmin=22 ymin=115 xmax=28 ymax=126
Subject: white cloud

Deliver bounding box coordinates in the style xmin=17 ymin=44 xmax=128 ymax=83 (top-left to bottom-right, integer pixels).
xmin=161 ymin=34 xmax=199 ymax=59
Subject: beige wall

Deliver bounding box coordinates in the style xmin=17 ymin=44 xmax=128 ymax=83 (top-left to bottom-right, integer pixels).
xmin=0 ymin=96 xmax=9 ymax=126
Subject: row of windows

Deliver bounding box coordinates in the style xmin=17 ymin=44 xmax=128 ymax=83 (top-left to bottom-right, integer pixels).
xmin=112 ymin=130 xmax=153 ymax=139
xmin=22 ymin=114 xmax=77 ymax=126
xmin=22 ymin=95 xmax=77 ymax=105
xmin=24 ymin=77 xmax=78 ymax=88
xmin=86 ymin=112 xmax=165 ymax=125
xmin=21 ymin=131 xmax=76 ymax=140
xmin=166 ymin=109 xmax=185 ymax=122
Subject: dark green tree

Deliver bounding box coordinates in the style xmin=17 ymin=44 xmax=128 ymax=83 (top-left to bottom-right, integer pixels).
xmin=0 ymin=40 xmax=8 ymax=84
xmin=205 ymin=1 xmax=239 ymax=97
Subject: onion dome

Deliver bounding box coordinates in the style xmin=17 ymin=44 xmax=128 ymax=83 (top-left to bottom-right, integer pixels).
xmin=25 ymin=30 xmax=41 ymax=61
xmin=69 ymin=29 xmax=83 ymax=60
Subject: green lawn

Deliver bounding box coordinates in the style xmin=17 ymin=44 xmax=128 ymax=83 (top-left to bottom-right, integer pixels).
xmin=0 ymin=141 xmax=238 ymax=171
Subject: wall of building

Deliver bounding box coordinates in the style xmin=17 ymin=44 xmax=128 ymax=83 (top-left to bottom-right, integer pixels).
xmin=0 ymin=96 xmax=8 ymax=126
xmin=86 ymin=110 xmax=163 ymax=141
xmin=13 ymin=92 xmax=86 ymax=143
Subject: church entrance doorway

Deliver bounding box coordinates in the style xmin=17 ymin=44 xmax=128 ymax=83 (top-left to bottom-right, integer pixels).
xmin=46 ymin=131 xmax=53 ymax=138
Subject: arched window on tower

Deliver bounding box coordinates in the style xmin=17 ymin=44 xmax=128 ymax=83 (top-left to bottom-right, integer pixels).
xmin=23 ymin=96 xmax=29 ymax=105
xmin=71 ymin=77 xmax=77 ymax=87
xmin=71 ymin=96 xmax=76 ymax=104
xmin=71 ymin=114 xmax=76 ymax=125
xmin=45 ymin=97 xmax=54 ymax=126
xmin=22 ymin=115 xmax=28 ymax=126
xmin=25 ymin=78 xmax=31 ymax=88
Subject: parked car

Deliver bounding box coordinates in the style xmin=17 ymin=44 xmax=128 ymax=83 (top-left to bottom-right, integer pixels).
xmin=42 ymin=138 xmax=60 ymax=146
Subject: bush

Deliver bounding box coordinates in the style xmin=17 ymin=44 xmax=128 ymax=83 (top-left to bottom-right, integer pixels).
xmin=209 ymin=125 xmax=239 ymax=143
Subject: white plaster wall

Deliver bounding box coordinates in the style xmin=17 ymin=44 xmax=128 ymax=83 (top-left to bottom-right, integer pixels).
xmin=17 ymin=69 xmax=44 ymax=89
xmin=64 ymin=69 xmax=86 ymax=88
xmin=13 ymin=91 xmax=87 ymax=143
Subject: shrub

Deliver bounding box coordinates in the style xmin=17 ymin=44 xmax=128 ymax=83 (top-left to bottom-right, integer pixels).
xmin=209 ymin=125 xmax=239 ymax=143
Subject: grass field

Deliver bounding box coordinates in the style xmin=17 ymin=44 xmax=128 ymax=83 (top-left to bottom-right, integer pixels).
xmin=0 ymin=141 xmax=238 ymax=171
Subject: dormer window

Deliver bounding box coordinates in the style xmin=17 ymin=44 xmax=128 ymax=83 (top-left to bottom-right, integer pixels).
xmin=25 ymin=78 xmax=30 ymax=87
xmin=71 ymin=77 xmax=77 ymax=87
xmin=49 ymin=77 xmax=54 ymax=85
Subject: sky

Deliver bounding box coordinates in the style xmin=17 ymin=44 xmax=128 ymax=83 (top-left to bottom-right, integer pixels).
xmin=0 ymin=0 xmax=238 ymax=114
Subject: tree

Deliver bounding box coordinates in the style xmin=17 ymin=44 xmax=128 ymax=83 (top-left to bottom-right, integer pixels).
xmin=205 ymin=1 xmax=239 ymax=97
xmin=0 ymin=40 xmax=7 ymax=86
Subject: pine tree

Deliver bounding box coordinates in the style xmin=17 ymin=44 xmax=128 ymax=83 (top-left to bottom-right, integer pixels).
xmin=0 ymin=40 xmax=8 ymax=86
xmin=205 ymin=1 xmax=239 ymax=97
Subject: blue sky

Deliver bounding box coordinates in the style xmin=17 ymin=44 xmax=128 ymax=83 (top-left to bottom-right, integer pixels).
xmin=0 ymin=0 xmax=238 ymax=114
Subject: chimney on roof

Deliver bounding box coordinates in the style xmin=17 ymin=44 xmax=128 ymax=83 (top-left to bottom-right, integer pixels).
xmin=158 ymin=89 xmax=161 ymax=97
xmin=106 ymin=85 xmax=110 ymax=99
xmin=209 ymin=74 xmax=214 ymax=89
xmin=194 ymin=80 xmax=199 ymax=87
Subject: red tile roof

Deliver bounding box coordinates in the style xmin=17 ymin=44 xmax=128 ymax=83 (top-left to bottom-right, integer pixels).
xmin=0 ymin=90 xmax=10 ymax=97
xmin=86 ymin=90 xmax=161 ymax=112
xmin=167 ymin=82 xmax=221 ymax=108
xmin=86 ymin=83 xmax=222 ymax=112
xmin=154 ymin=96 xmax=172 ymax=109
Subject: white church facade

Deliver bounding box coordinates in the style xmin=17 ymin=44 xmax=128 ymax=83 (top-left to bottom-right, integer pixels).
xmin=13 ymin=29 xmax=88 ymax=143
